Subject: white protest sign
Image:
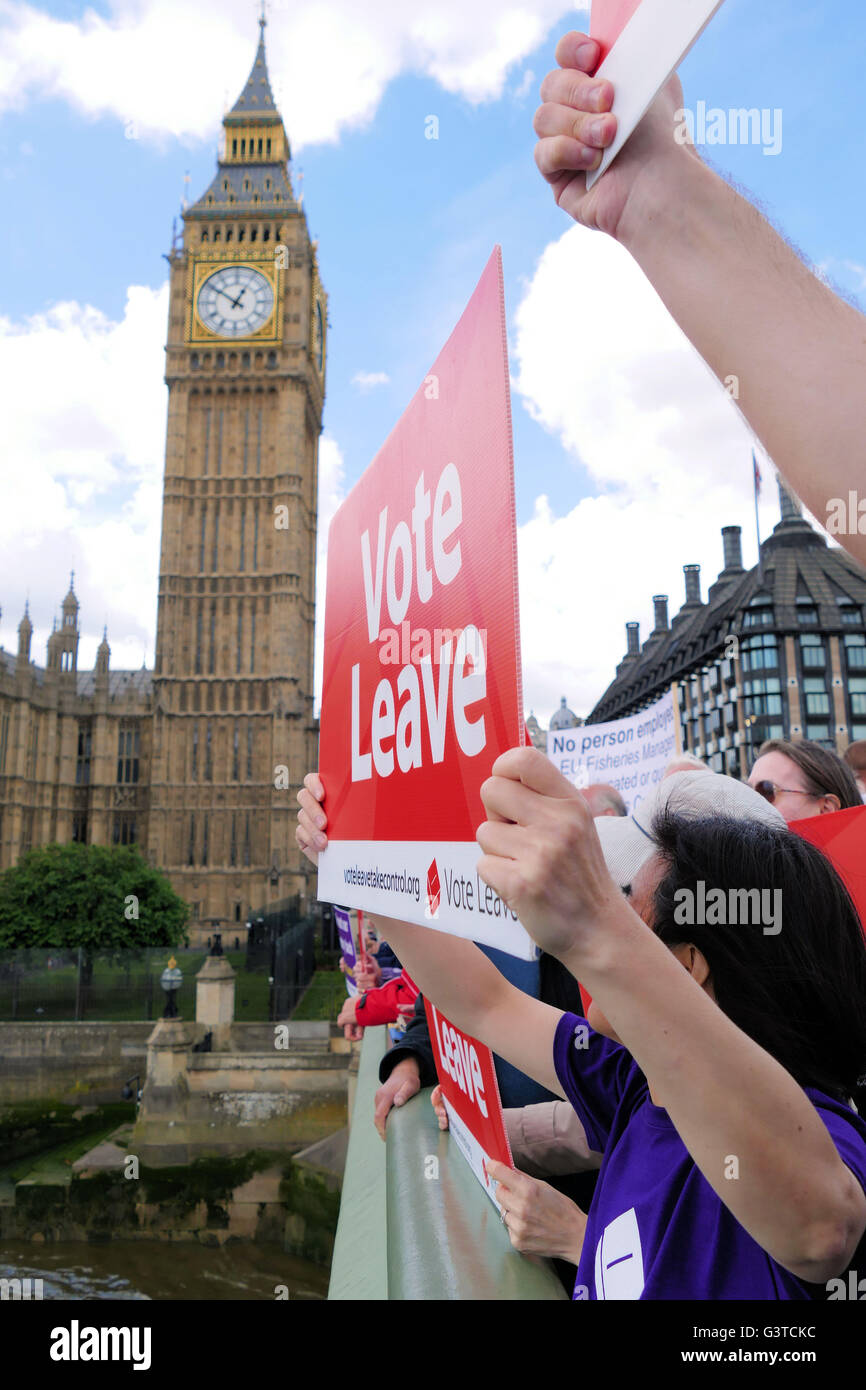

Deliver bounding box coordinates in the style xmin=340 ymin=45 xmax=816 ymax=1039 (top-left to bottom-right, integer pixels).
xmin=546 ymin=689 xmax=678 ymax=815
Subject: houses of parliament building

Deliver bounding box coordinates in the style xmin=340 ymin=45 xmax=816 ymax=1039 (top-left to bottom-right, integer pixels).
xmin=0 ymin=22 xmax=325 ymax=940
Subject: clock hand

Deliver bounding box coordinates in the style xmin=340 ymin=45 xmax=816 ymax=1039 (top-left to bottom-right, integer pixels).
xmin=217 ymin=288 xmax=245 ymax=310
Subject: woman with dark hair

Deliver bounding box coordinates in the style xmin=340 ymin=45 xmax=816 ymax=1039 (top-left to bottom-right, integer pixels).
xmin=298 ymin=749 xmax=866 ymax=1300
xmin=748 ymin=737 xmax=861 ymax=823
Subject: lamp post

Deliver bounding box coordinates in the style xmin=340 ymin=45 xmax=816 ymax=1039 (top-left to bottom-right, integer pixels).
xmin=160 ymin=957 xmax=183 ymax=1019
xmin=209 ymin=919 xmax=223 ymax=957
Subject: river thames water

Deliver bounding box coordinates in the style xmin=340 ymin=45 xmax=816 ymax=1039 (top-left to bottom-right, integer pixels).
xmin=0 ymin=1240 xmax=328 ymax=1300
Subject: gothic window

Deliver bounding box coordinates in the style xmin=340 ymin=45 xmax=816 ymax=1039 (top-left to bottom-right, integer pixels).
xmin=208 ymin=602 xmax=217 ymax=674
xmin=199 ymin=506 xmax=207 ymax=571
xmin=202 ymin=813 xmax=209 ymax=867
xmin=239 ymin=506 xmax=246 ymax=570
xmin=250 ymin=227 xmax=258 ymax=242
xmin=188 ymin=814 xmax=196 ymax=866
xmin=266 ymin=138 xmax=271 ymax=156
xmin=212 ymin=502 xmax=220 ymax=569
xmin=117 ymin=724 xmax=140 ymax=784
xmin=257 ymin=138 xmax=263 ymax=155
xmin=232 ymin=723 xmax=240 ymax=780
xmin=232 ymin=139 xmax=237 ymax=157
xmin=75 ymin=721 xmax=92 ymax=786
xmin=250 ymin=606 xmax=256 ymax=674
xmin=246 ymin=721 xmax=253 ymax=779
xmin=191 ymin=721 xmax=198 ymax=779
xmin=195 ymin=606 xmax=203 ymax=675
xmin=243 ymin=812 xmax=251 ymax=866
xmin=256 ymin=409 xmax=262 ymax=474
xmin=72 ymin=812 xmax=87 ymax=844
xmin=112 ymin=813 xmax=137 ymax=846
xmin=203 ymin=408 xmax=211 ymax=475
xmin=27 ymin=719 xmax=39 ymax=780
xmin=253 ymin=510 xmax=259 ymax=571
xmin=236 ymin=602 xmax=243 ymax=673
xmin=216 ymin=409 xmax=223 ymax=475
xmin=205 ymin=720 xmax=213 ymax=781
xmin=0 ymin=711 xmax=8 ymax=773
xmin=230 ymin=813 xmax=238 ymax=866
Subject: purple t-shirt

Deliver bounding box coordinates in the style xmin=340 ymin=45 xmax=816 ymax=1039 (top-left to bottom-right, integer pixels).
xmin=553 ymin=1012 xmax=866 ymax=1300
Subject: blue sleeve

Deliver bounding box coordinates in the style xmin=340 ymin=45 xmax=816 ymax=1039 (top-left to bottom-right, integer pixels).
xmin=552 ymin=1011 xmax=639 ymax=1153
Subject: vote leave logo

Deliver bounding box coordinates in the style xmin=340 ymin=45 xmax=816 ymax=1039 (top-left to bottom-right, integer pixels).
xmin=426 ymin=860 xmax=441 ymax=918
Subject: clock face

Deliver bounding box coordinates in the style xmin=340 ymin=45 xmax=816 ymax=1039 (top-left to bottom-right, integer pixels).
xmin=196 ymin=266 xmax=275 ymax=339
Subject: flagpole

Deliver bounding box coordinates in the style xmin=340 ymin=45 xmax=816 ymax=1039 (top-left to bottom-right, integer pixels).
xmin=753 ymin=450 xmax=764 ymax=585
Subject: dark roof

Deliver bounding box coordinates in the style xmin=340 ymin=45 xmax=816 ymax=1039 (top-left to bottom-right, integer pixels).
xmin=76 ymin=669 xmax=153 ymax=700
xmin=188 ymin=160 xmax=296 ymax=216
xmin=589 ymin=508 xmax=866 ymax=722
xmin=226 ymin=21 xmax=280 ymax=122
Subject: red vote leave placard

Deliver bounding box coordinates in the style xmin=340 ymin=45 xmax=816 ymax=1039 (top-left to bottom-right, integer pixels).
xmin=425 ymin=999 xmax=513 ymax=1210
xmin=587 ymin=0 xmax=728 ymax=189
xmin=317 ymin=249 xmax=535 ymax=959
xmin=790 ymin=805 xmax=866 ymax=937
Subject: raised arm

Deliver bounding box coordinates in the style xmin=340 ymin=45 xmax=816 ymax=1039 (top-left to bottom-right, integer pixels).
xmin=535 ymin=32 xmax=866 ymax=567
xmin=478 ymin=748 xmax=866 ymax=1284
xmin=295 ymin=773 xmax=564 ymax=1098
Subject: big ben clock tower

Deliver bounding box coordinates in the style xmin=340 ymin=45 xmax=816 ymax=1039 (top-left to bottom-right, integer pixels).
xmin=149 ymin=17 xmax=326 ymax=934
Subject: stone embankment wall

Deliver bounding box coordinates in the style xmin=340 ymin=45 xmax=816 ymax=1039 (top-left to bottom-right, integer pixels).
xmin=0 ymin=1023 xmax=153 ymax=1101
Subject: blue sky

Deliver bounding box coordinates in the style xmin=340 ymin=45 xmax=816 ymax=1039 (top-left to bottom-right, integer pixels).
xmin=1 ymin=0 xmax=864 ymax=719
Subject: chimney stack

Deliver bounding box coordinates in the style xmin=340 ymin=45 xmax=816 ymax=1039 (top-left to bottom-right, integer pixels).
xmin=683 ymin=564 xmax=702 ymax=605
xmin=721 ymin=526 xmax=744 ymax=572
xmin=625 ymin=621 xmax=640 ymax=656
xmin=652 ymin=595 xmax=669 ymax=632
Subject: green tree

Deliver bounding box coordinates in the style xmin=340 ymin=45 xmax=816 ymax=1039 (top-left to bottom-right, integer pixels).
xmin=0 ymin=843 xmax=189 ymax=951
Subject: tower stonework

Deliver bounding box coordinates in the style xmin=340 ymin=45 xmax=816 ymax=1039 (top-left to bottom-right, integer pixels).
xmin=148 ymin=19 xmax=326 ymax=932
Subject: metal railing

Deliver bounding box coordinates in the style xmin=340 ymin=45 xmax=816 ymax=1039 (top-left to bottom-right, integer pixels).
xmin=329 ymin=1027 xmax=567 ymax=1302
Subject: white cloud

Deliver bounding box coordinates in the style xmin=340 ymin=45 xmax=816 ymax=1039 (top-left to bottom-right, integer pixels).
xmin=351 ymin=369 xmax=390 ymax=392
xmin=0 ymin=284 xmax=169 ymax=671
xmin=0 ymin=0 xmax=584 ymax=149
xmin=512 ymin=223 xmax=785 ymax=726
xmin=511 ymin=67 xmax=535 ymax=101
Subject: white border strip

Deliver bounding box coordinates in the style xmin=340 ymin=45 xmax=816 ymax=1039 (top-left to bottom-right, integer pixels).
xmin=317 ymin=839 xmax=537 ymax=961
xmin=587 ymin=0 xmax=726 ymax=189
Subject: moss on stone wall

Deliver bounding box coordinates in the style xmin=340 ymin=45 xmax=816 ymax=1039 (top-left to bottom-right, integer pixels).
xmin=0 ymin=1100 xmax=134 ymax=1170
xmin=139 ymin=1151 xmax=274 ymax=1224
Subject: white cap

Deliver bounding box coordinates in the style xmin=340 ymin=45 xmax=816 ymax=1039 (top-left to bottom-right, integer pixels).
xmin=594 ymin=770 xmax=787 ymax=889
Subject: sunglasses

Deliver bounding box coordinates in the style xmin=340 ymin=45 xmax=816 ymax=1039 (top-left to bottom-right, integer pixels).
xmin=751 ymin=780 xmax=824 ymax=805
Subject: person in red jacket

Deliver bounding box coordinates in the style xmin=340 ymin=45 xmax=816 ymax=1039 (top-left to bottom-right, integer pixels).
xmin=337 ymin=970 xmax=418 ymax=1034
